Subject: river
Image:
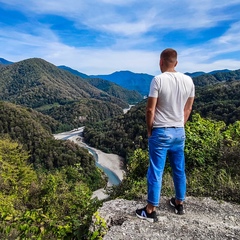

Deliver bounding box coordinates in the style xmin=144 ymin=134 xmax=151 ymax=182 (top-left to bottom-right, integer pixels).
xmin=53 ymin=127 xmax=123 ymax=186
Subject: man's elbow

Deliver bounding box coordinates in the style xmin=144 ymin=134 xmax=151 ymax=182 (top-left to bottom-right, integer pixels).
xmin=146 ymin=105 xmax=155 ymax=113
xmin=186 ymin=106 xmax=193 ymax=113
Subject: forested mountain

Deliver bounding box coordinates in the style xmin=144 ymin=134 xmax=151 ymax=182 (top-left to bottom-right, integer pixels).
xmin=193 ymin=69 xmax=240 ymax=86
xmin=1 ymin=56 xmax=238 ymax=98
xmin=85 ymin=78 xmax=143 ymax=104
xmin=59 ymin=66 xmax=143 ymax=103
xmin=58 ymin=65 xmax=90 ymax=79
xmin=0 ymin=101 xmax=106 ymax=238
xmin=0 ymin=101 xmax=104 ymax=189
xmin=84 ymin=74 xmax=240 ymax=156
xmin=84 ymin=100 xmax=147 ymax=157
xmin=185 ymin=69 xmax=230 ymax=78
xmin=185 ymin=70 xmax=240 ymax=124
xmin=185 ymin=71 xmax=206 ymax=77
xmin=194 ymin=80 xmax=240 ymax=124
xmin=0 ymin=58 xmax=139 ymax=130
xmin=0 ymin=58 xmax=128 ymax=109
xmin=40 ymin=98 xmax=124 ymax=131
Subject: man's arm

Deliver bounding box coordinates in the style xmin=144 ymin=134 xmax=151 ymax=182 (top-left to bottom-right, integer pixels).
xmin=184 ymin=97 xmax=194 ymax=124
xmin=146 ymin=97 xmax=158 ymax=137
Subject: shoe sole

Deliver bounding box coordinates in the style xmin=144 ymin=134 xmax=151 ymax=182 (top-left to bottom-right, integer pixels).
xmin=136 ymin=213 xmax=158 ymax=223
xmin=169 ymin=200 xmax=175 ymax=208
xmin=169 ymin=199 xmax=185 ymax=215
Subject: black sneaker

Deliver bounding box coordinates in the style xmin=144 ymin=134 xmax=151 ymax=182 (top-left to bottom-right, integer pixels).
xmin=169 ymin=197 xmax=185 ymax=215
xmin=136 ymin=206 xmax=158 ymax=222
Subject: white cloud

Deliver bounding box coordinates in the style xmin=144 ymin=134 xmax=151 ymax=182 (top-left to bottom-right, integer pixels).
xmin=45 ymin=47 xmax=159 ymax=75
xmin=216 ymin=21 xmax=240 ymax=46
xmin=0 ymin=0 xmax=240 ymax=75
xmin=179 ymin=58 xmax=240 ymax=73
xmin=1 ymin=0 xmax=236 ymax=33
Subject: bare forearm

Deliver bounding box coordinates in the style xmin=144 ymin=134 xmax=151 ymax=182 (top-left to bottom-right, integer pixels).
xmin=184 ymin=97 xmax=194 ymax=124
xmin=146 ymin=109 xmax=154 ymax=136
xmin=184 ymin=109 xmax=192 ymax=124
xmin=146 ymin=97 xmax=158 ymax=136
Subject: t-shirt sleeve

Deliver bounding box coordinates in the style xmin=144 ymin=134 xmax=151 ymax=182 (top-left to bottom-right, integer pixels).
xmin=148 ymin=77 xmax=160 ymax=98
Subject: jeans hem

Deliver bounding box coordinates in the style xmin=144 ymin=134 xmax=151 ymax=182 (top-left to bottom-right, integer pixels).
xmin=175 ymin=196 xmax=185 ymax=201
xmin=147 ymin=199 xmax=159 ymax=207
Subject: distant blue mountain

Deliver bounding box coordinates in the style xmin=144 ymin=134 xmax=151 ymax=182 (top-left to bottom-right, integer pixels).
xmin=91 ymin=71 xmax=154 ymax=96
xmin=58 ymin=65 xmax=89 ymax=79
xmin=0 ymin=58 xmax=14 ymax=65
xmin=186 ymin=69 xmax=231 ymax=77
xmin=185 ymin=71 xmax=206 ymax=77
xmin=90 ymin=69 xmax=234 ymax=95
xmin=208 ymin=69 xmax=231 ymax=75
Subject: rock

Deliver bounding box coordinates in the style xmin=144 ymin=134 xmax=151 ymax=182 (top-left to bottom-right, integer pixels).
xmin=90 ymin=196 xmax=240 ymax=239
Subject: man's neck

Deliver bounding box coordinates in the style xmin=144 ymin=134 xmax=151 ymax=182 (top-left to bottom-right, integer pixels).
xmin=162 ymin=68 xmax=176 ymax=73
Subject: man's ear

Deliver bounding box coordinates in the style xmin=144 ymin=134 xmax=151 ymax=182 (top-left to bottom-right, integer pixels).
xmin=174 ymin=61 xmax=178 ymax=67
xmin=160 ymin=59 xmax=163 ymax=66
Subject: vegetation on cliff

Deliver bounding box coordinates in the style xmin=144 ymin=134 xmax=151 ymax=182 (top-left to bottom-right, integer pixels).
xmin=0 ymin=101 xmax=107 ymax=239
xmin=108 ymin=114 xmax=240 ymax=205
xmin=84 ymin=100 xmax=240 ymax=205
xmin=0 ymin=137 xmax=102 ymax=239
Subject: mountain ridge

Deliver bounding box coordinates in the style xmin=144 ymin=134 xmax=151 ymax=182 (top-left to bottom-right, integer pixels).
xmin=0 ymin=57 xmax=236 ymax=94
xmin=0 ymin=57 xmax=130 ymax=108
xmin=0 ymin=57 xmax=234 ymax=77
xmin=0 ymin=57 xmax=14 ymax=65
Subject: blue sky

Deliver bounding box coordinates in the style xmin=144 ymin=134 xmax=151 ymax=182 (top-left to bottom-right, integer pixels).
xmin=0 ymin=0 xmax=240 ymax=75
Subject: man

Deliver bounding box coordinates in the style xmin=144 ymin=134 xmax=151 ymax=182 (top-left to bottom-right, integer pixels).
xmin=136 ymin=48 xmax=195 ymax=222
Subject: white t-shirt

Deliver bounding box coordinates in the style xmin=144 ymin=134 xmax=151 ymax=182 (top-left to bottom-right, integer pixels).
xmin=148 ymin=72 xmax=195 ymax=128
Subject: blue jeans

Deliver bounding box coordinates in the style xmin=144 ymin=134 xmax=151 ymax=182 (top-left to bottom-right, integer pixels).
xmin=147 ymin=127 xmax=186 ymax=206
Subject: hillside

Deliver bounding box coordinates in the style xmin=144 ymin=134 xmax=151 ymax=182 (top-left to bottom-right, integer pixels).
xmin=59 ymin=66 xmax=143 ymax=103
xmin=0 ymin=101 xmax=107 ymax=238
xmin=0 ymin=58 xmax=135 ymax=129
xmin=58 ymin=65 xmax=90 ymax=79
xmin=193 ymin=69 xmax=240 ymax=86
xmin=185 ymin=69 xmax=231 ymax=78
xmin=0 ymin=101 xmax=105 ymax=189
xmin=193 ymin=80 xmax=240 ymax=124
xmin=0 ymin=58 xmax=128 ymax=109
xmin=40 ymin=98 xmax=124 ymax=131
xmin=85 ymin=78 xmax=143 ymax=104
xmin=84 ymin=100 xmax=147 ymax=156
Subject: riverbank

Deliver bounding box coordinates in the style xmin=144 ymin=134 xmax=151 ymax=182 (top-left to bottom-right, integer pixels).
xmin=63 ymin=135 xmax=125 ymax=200
xmin=70 ymin=135 xmax=125 ymax=184
xmin=53 ymin=129 xmax=125 ymax=200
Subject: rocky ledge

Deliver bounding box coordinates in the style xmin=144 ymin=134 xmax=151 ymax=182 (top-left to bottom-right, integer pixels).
xmin=90 ymin=196 xmax=240 ymax=239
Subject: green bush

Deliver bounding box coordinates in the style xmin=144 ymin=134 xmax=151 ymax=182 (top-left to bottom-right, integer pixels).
xmin=0 ymin=137 xmax=102 ymax=239
xmin=110 ymin=115 xmax=240 ymax=204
